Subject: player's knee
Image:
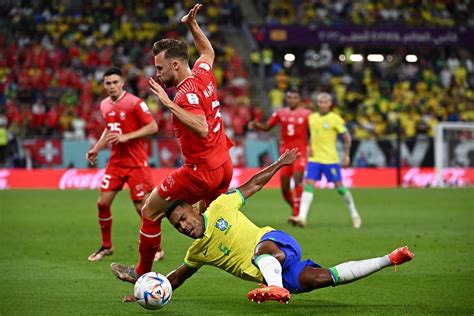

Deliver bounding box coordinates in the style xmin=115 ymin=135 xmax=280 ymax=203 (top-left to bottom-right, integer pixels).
xmin=304 ymin=268 xmax=333 ymax=290
xmin=141 ymin=201 xmax=152 ymax=219
xmin=97 ymin=199 xmax=110 ymax=210
xmin=254 ymin=242 xmax=286 ymax=265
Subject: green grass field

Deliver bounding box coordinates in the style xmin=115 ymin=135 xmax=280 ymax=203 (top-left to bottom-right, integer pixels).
xmin=1 ymin=188 xmax=473 ymax=315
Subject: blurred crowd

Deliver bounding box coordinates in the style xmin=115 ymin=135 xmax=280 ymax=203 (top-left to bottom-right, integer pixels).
xmin=257 ymin=0 xmax=474 ymax=27
xmin=262 ymin=45 xmax=474 ymax=139
xmin=0 ymin=0 xmax=256 ymax=145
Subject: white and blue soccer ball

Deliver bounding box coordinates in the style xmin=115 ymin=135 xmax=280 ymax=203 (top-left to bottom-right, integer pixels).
xmin=134 ymin=272 xmax=172 ymax=310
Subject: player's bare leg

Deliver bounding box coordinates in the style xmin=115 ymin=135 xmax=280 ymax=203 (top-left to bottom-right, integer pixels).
xmin=88 ymin=190 xmax=118 ymax=262
xmin=335 ymin=181 xmax=362 ymax=229
xmin=298 ymin=246 xmax=414 ymax=291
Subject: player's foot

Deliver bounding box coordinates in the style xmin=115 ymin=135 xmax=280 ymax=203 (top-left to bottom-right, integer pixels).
xmin=88 ymin=246 xmax=113 ymax=262
xmin=247 ymin=285 xmax=291 ymax=304
xmin=123 ymin=294 xmax=136 ymax=303
xmin=389 ymin=246 xmax=414 ymax=265
xmin=351 ymin=214 xmax=362 ymax=229
xmin=288 ymin=216 xmax=306 ymax=227
xmin=154 ymin=249 xmax=165 ymax=262
xmin=110 ymin=263 xmax=138 ymax=284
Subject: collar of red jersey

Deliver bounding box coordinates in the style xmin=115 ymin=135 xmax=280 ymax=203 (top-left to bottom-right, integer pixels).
xmin=176 ymin=76 xmax=194 ymax=89
xmin=111 ymin=91 xmax=127 ymax=103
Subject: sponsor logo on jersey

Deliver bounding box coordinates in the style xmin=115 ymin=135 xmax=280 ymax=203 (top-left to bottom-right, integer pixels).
xmin=140 ymin=101 xmax=150 ymax=112
xmin=323 ymin=122 xmax=329 ymax=129
xmin=198 ymin=63 xmax=210 ymax=71
xmin=186 ymin=93 xmax=199 ymax=105
xmin=108 ymin=111 xmax=116 ymax=117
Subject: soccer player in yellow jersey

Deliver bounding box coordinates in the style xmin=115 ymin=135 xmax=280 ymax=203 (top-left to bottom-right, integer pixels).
xmin=120 ymin=149 xmax=413 ymax=304
xmin=290 ymin=93 xmax=362 ymax=228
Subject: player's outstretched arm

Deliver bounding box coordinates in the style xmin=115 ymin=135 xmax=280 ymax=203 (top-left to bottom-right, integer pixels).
xmin=166 ymin=264 xmax=198 ymax=290
xmin=248 ymin=120 xmax=272 ymax=132
xmin=181 ymin=3 xmax=215 ymax=67
xmin=239 ymin=149 xmax=300 ymax=200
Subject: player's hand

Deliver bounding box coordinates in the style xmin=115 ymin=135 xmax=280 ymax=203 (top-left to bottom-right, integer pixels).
xmin=149 ymin=77 xmax=173 ymax=108
xmin=248 ymin=120 xmax=258 ymax=130
xmin=342 ymin=155 xmax=350 ymax=168
xmin=181 ymin=3 xmax=203 ymax=24
xmin=106 ymin=133 xmax=129 ymax=144
xmin=86 ymin=150 xmax=98 ymax=166
xmin=277 ymin=148 xmax=300 ymax=166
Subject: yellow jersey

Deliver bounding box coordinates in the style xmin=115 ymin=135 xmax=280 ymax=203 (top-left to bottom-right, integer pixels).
xmin=308 ymin=111 xmax=347 ymax=164
xmin=183 ymin=190 xmax=274 ymax=282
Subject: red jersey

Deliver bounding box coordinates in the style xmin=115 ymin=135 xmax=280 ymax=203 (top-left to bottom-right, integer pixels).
xmin=173 ymin=61 xmax=232 ymax=170
xmin=267 ymin=107 xmax=311 ymax=154
xmin=100 ymin=92 xmax=154 ymax=167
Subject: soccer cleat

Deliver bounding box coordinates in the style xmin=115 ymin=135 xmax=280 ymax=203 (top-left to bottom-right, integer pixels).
xmin=288 ymin=216 xmax=306 ymax=227
xmin=110 ymin=263 xmax=138 ymax=284
xmin=154 ymin=249 xmax=165 ymax=262
xmin=351 ymin=215 xmax=362 ymax=229
xmin=247 ymin=285 xmax=291 ymax=304
xmin=88 ymin=246 xmax=113 ymax=262
xmin=389 ymin=246 xmax=414 ymax=266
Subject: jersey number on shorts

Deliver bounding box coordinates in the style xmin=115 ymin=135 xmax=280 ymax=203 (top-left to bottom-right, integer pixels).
xmin=107 ymin=122 xmax=122 ymax=134
xmin=101 ymin=174 xmax=112 ymax=189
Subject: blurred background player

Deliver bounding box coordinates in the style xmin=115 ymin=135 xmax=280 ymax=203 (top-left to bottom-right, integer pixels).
xmin=111 ymin=4 xmax=233 ymax=282
xmin=248 ymin=89 xmax=311 ymax=223
xmin=291 ymin=92 xmax=362 ymax=228
xmin=86 ymin=67 xmax=158 ymax=262
xmin=129 ymin=149 xmax=414 ymax=304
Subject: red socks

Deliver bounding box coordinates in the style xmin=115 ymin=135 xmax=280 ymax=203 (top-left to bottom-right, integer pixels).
xmin=292 ymin=183 xmax=303 ymax=216
xmin=136 ymin=217 xmax=162 ymax=276
xmin=282 ymin=190 xmax=293 ymax=208
xmin=97 ymin=203 xmax=112 ymax=248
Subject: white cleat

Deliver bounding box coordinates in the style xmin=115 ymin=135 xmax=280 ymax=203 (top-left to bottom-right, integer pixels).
xmin=352 ymin=215 xmax=362 ymax=229
xmin=288 ymin=216 xmax=306 ymax=228
xmin=154 ymin=249 xmax=165 ymax=261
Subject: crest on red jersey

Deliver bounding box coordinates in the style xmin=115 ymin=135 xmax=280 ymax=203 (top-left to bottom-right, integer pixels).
xmin=119 ymin=111 xmax=126 ymax=120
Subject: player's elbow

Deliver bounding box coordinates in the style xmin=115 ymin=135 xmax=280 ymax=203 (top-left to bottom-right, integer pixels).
xmin=150 ymin=122 xmax=158 ymax=134
xmin=196 ymin=128 xmax=209 ymax=138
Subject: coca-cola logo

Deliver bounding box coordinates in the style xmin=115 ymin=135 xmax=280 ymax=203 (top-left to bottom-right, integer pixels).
xmin=403 ymin=168 xmax=467 ymax=187
xmin=0 ymin=170 xmax=11 ymax=190
xmin=59 ymin=169 xmax=106 ymax=189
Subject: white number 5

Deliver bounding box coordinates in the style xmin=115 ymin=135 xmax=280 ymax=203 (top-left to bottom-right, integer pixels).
xmin=101 ymin=174 xmax=112 ymax=189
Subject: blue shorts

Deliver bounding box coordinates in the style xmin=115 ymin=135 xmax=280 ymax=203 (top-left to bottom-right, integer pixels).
xmin=305 ymin=161 xmax=342 ymax=182
xmin=258 ymin=230 xmax=320 ymax=293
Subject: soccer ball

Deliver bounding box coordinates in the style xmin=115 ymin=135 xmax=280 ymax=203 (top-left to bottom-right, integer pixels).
xmin=134 ymin=272 xmax=172 ymax=310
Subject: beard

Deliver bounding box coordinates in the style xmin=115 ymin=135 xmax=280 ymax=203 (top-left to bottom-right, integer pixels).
xmin=162 ymin=77 xmax=174 ymax=88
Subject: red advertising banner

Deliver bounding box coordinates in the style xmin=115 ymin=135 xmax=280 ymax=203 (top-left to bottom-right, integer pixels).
xmin=1 ymin=168 xmax=473 ymax=190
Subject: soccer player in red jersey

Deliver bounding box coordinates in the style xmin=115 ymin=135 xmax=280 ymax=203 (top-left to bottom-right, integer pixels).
xmin=86 ymin=67 xmax=158 ymax=262
xmin=249 ymin=89 xmax=311 ymax=224
xmin=110 ymin=3 xmax=233 ymax=282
